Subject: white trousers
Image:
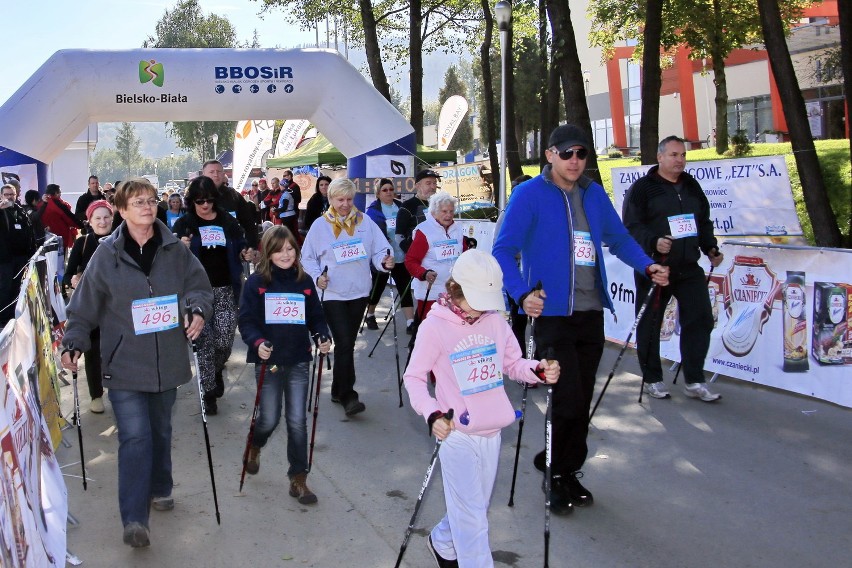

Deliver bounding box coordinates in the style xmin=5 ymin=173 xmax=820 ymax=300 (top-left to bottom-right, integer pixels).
xmin=431 ymin=430 xmax=501 ymax=568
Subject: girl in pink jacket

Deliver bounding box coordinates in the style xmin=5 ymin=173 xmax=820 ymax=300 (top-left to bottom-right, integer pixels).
xmin=404 ymin=249 xmax=559 ymax=567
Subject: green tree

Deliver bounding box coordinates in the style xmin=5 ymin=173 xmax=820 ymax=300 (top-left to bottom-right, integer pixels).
xmin=144 ymin=0 xmax=245 ymax=159
xmin=756 ymin=0 xmax=841 ymax=247
xmin=437 ymin=65 xmax=473 ymax=152
xmin=115 ymin=123 xmax=143 ymax=176
xmin=589 ymin=0 xmax=809 ymax=154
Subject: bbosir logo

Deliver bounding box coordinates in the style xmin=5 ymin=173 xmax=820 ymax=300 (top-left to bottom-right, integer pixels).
xmin=139 ymin=60 xmax=165 ymax=87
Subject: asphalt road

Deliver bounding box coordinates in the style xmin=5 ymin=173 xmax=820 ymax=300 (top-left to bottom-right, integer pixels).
xmin=58 ymin=292 xmax=852 ymax=567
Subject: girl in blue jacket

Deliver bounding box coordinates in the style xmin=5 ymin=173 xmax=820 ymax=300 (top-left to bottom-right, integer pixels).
xmin=238 ymin=226 xmax=331 ymax=504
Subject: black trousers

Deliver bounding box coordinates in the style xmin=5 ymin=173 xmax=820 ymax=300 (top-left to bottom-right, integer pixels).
xmin=634 ymin=263 xmax=714 ymax=384
xmin=534 ymin=311 xmax=604 ymax=475
xmin=367 ymin=264 xmax=413 ymax=308
xmin=323 ymin=297 xmax=369 ymax=404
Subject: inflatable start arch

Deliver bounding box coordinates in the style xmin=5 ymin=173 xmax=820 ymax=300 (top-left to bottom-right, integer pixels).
xmin=0 ymin=48 xmax=416 ymax=183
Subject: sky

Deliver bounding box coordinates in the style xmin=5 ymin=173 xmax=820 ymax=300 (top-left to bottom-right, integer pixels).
xmin=0 ymin=0 xmax=337 ymax=106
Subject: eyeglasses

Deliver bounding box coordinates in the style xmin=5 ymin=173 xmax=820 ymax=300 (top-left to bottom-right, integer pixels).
xmin=129 ymin=198 xmax=160 ymax=208
xmin=552 ymin=147 xmax=589 ymax=161
xmin=194 ymin=198 xmax=215 ymax=205
xmin=380 ymin=187 xmax=394 ymax=193
xmin=251 ymin=184 xmax=258 ymax=187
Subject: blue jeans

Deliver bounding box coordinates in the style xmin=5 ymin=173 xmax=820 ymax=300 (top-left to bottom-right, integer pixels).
xmin=108 ymin=388 xmax=177 ymax=527
xmin=251 ymin=361 xmax=310 ymax=477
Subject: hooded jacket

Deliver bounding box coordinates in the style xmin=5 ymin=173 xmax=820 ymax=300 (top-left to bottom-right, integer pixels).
xmin=404 ymin=302 xmax=541 ymax=438
xmin=62 ymin=220 xmax=213 ymax=393
xmin=622 ymin=165 xmax=718 ymax=267
xmin=492 ymin=168 xmax=654 ymax=316
xmin=238 ymin=265 xmax=330 ymax=367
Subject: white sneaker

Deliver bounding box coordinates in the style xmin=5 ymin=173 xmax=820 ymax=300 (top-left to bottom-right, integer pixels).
xmin=643 ymin=381 xmax=670 ymax=399
xmin=90 ymin=397 xmax=105 ymax=414
xmin=683 ymin=382 xmax=721 ymax=402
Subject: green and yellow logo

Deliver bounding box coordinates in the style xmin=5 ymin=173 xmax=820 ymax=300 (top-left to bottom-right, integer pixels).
xmin=139 ymin=60 xmax=164 ymax=87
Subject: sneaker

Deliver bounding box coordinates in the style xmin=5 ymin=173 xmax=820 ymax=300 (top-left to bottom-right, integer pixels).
xmin=246 ymin=445 xmax=261 ymax=475
xmin=151 ymin=495 xmax=174 ymax=511
xmin=427 ymin=535 xmax=459 ymax=567
xmin=643 ymin=381 xmax=671 ymax=399
xmin=406 ymin=322 xmax=416 ymax=335
xmin=365 ymin=315 xmax=378 ymax=330
xmin=683 ymin=382 xmax=721 ymax=402
xmin=90 ymin=397 xmax=105 ymax=414
xmin=565 ymin=472 xmax=594 ymax=507
xmin=542 ymin=475 xmax=574 ymax=515
xmin=204 ymin=393 xmax=218 ymax=416
xmin=288 ymin=473 xmax=318 ymax=504
xmin=122 ymin=522 xmax=150 ymax=548
xmin=344 ymin=398 xmax=366 ymax=416
xmin=214 ymin=369 xmax=225 ymax=398
xmin=330 ymin=395 xmax=341 ymax=404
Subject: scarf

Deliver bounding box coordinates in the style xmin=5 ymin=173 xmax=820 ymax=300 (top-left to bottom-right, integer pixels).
xmin=437 ymin=293 xmax=481 ymax=325
xmin=323 ymin=206 xmax=361 ymax=238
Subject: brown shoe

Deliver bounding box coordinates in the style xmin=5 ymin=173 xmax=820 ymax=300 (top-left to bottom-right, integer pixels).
xmin=246 ymin=445 xmax=261 ymax=475
xmin=289 ymin=473 xmax=318 ymax=504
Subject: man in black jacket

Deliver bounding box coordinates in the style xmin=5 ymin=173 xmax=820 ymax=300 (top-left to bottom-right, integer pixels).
xmin=396 ymin=169 xmax=440 ymax=251
xmin=622 ymin=135 xmax=724 ymax=402
xmin=74 ymin=175 xmax=106 ymax=228
xmin=0 ymin=184 xmax=36 ymax=324
xmin=201 ymin=160 xmax=259 ymax=252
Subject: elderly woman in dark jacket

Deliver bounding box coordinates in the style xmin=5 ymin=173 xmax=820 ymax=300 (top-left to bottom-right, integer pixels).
xmin=61 ymin=178 xmax=212 ymax=548
xmin=172 ymin=176 xmax=247 ymax=414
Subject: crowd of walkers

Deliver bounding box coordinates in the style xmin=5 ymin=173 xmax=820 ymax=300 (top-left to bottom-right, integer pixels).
xmin=46 ymin=124 xmax=720 ymax=568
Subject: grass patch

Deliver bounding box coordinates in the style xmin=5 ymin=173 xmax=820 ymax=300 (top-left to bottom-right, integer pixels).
xmin=523 ymin=141 xmax=851 ymax=246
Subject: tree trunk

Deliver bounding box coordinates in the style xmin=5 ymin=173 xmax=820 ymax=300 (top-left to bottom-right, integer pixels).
xmin=639 ymin=0 xmax=663 ymax=165
xmin=410 ymin=0 xmax=424 ymax=145
xmin=480 ymin=0 xmax=500 ymax=193
xmin=711 ymin=0 xmax=729 ymax=153
xmin=545 ymin=0 xmax=601 ymax=184
xmin=838 ymin=0 xmax=852 ymax=246
xmin=359 ymin=0 xmax=391 ymax=102
xmin=537 ymin=0 xmax=549 ymax=167
xmin=505 ymin=23 xmax=523 ymax=180
xmin=757 ymin=0 xmax=841 ymax=247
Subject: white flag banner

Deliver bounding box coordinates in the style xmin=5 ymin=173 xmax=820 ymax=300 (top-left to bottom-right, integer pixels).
xmin=612 ymin=156 xmax=803 ymax=240
xmin=273 ymin=119 xmax=311 ymax=157
xmin=365 ymin=154 xmax=415 ymax=179
xmin=437 ymin=95 xmax=468 ymax=151
xmin=232 ymin=120 xmax=275 ymax=191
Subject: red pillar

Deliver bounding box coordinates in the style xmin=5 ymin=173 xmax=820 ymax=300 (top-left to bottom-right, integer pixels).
xmin=607 ymin=46 xmax=634 ymax=149
xmin=767 ymin=62 xmax=788 ymax=134
xmin=676 ymin=47 xmax=700 ymax=142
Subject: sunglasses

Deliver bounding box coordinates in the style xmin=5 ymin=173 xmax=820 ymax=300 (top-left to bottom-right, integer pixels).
xmin=194 ymin=198 xmax=215 ymax=205
xmin=380 ymin=187 xmax=394 ymax=193
xmin=553 ymin=147 xmax=589 ymax=161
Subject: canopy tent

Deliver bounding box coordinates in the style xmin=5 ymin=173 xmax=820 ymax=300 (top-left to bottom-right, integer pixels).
xmin=266 ymin=134 xmax=457 ymax=169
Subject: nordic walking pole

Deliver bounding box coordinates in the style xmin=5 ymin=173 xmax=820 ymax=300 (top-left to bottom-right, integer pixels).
xmin=509 ymin=280 xmax=542 ymax=507
xmin=186 ymin=301 xmax=221 ymax=524
xmin=318 ymin=265 xmax=332 ymax=371
xmin=588 ymin=283 xmax=657 ymax=423
xmin=307 ymin=333 xmax=320 ymax=412
xmin=240 ymin=341 xmax=273 ymax=492
xmin=71 ymin=371 xmax=87 ymax=491
xmin=308 ymin=335 xmax=329 ymax=471
xmin=368 ymin=277 xmax=412 ymax=357
xmin=388 ymin=279 xmax=403 ymax=407
xmin=543 ymin=347 xmax=555 ymax=568
xmin=403 ymin=279 xmax=433 ymax=372
xmin=393 ymin=409 xmax=454 ymax=568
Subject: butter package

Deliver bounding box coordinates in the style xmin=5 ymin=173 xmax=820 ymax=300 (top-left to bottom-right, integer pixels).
xmin=811 ymin=282 xmax=847 ymax=365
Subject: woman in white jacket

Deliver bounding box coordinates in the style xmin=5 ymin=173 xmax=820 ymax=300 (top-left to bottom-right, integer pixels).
xmin=301 ymin=178 xmax=394 ymax=416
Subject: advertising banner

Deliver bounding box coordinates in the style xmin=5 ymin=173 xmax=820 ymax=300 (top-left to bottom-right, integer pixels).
xmin=433 ymin=162 xmax=493 ymax=211
xmin=273 ymin=119 xmax=310 ymax=157
xmin=612 ymin=156 xmax=803 ymax=241
xmin=232 ymin=120 xmax=275 ymax=191
xmin=603 ymin=242 xmax=852 ymax=408
xmin=437 ymin=95 xmax=468 ymax=151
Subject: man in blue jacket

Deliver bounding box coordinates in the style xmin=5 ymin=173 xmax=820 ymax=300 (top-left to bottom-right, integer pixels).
xmin=493 ymin=124 xmax=669 ymax=515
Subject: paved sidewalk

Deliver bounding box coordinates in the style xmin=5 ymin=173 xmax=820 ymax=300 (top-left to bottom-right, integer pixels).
xmin=58 ymin=295 xmax=852 ymax=567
